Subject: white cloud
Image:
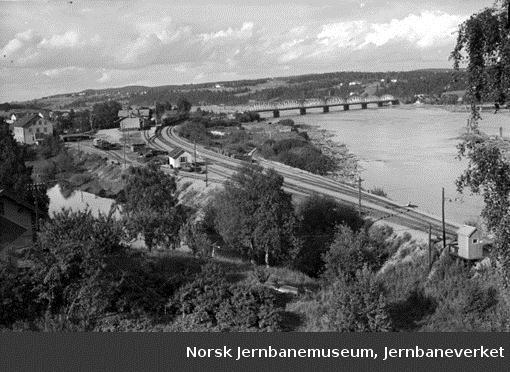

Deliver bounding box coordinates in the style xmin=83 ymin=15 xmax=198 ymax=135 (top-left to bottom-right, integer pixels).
xmin=136 ymin=17 xmax=174 ymax=42
xmin=200 ymin=22 xmax=254 ymax=41
xmin=1 ymin=29 xmax=39 ymax=56
xmin=39 ymin=31 xmax=80 ymax=49
xmin=315 ymin=11 xmax=463 ymax=51
xmin=362 ymin=11 xmax=463 ymax=48
xmin=97 ymin=71 xmax=110 ymax=83
xmin=317 ymin=21 xmax=367 ymax=48
xmin=0 ymin=3 xmax=470 ymax=101
xmin=42 ymin=66 xmax=83 ymax=77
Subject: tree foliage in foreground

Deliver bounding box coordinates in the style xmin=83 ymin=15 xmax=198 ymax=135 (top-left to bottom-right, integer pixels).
xmin=122 ymin=165 xmax=189 ymax=250
xmin=0 ymin=210 xmax=182 ymax=330
xmin=323 ymin=267 xmax=392 ymax=332
xmin=0 ymin=120 xmax=33 ymax=198
xmin=293 ymin=195 xmax=364 ymax=277
xmin=168 ymin=263 xmax=281 ymax=331
xmin=212 ymin=164 xmax=297 ymax=266
xmin=451 ymin=1 xmax=510 ymax=276
xmin=0 ymin=119 xmax=48 ymax=211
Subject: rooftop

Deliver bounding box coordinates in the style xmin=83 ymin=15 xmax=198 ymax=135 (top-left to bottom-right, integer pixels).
xmin=457 ymin=225 xmax=477 ymax=237
xmin=13 ymin=114 xmax=41 ymax=128
xmin=168 ymin=147 xmax=186 ymax=158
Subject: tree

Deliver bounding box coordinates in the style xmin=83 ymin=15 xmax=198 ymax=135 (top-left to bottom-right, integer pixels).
xmin=451 ymin=1 xmax=510 ymax=275
xmin=294 ymin=194 xmax=364 ymax=277
xmin=176 ymin=97 xmax=192 ymax=113
xmin=180 ymin=219 xmax=213 ymax=257
xmin=0 ymin=119 xmax=48 ymax=211
xmin=121 ymin=165 xmax=189 ymax=251
xmin=212 ymin=164 xmax=297 ymax=266
xmin=0 ymin=209 xmax=181 ymax=330
xmin=0 ymin=120 xmax=33 ymax=197
xmin=91 ymin=101 xmax=122 ymax=129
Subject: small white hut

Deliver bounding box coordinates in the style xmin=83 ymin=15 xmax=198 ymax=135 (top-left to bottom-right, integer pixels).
xmin=168 ymin=147 xmax=192 ymax=169
xmin=456 ymin=225 xmax=485 ymax=260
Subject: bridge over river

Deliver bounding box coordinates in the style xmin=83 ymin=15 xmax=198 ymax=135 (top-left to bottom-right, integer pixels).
xmin=242 ymin=94 xmax=399 ymax=117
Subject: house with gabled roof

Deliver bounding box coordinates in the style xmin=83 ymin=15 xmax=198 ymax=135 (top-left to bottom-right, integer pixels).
xmin=168 ymin=147 xmax=192 ymax=168
xmin=452 ymin=225 xmax=491 ymax=260
xmin=12 ymin=113 xmax=53 ymax=144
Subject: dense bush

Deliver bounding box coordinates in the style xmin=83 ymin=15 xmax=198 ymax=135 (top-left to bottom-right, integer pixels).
xmin=169 ymin=263 xmax=281 ymax=331
xmin=322 ymin=225 xmax=401 ymax=283
xmin=176 ymin=122 xmax=211 ymax=144
xmin=235 ymin=111 xmax=261 ymax=122
xmin=0 ymin=265 xmax=43 ymax=327
xmin=297 ymin=267 xmax=391 ymax=332
xmin=258 ymin=137 xmax=337 ymax=175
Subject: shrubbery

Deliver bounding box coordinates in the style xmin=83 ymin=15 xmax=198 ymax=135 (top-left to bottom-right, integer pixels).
xmin=258 ymin=137 xmax=337 ymax=175
xmin=168 ymin=263 xmax=281 ymax=331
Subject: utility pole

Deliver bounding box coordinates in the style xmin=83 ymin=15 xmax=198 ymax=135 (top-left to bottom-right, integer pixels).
xmin=442 ymin=187 xmax=446 ymax=250
xmin=123 ymin=131 xmax=127 ymax=168
xmin=27 ymin=181 xmax=41 ymax=242
xmin=205 ymin=162 xmax=208 ymax=187
xmin=358 ymin=177 xmax=363 ymax=217
xmin=428 ymin=224 xmax=432 ymax=272
xmin=194 ymin=140 xmax=197 ymax=165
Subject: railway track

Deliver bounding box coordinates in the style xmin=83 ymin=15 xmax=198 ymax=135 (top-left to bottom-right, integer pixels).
xmin=153 ymin=124 xmax=461 ymax=238
xmin=142 ymin=129 xmax=227 ymax=184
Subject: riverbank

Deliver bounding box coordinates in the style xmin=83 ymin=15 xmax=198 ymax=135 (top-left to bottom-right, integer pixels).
xmin=277 ymin=106 xmax=510 ymax=223
xmin=60 ymin=149 xmax=125 ymax=199
xmin=296 ymin=123 xmax=359 ymax=182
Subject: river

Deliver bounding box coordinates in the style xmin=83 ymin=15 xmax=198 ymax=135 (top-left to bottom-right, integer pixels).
xmin=265 ymin=105 xmax=510 ymax=224
xmin=47 ymin=185 xmax=120 ymax=218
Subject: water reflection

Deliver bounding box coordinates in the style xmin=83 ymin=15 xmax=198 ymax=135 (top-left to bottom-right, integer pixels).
xmin=47 ymin=184 xmax=120 ymax=219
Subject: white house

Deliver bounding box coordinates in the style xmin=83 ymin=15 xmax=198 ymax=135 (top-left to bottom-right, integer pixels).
xmin=120 ymin=117 xmax=141 ymax=131
xmin=455 ymin=225 xmax=487 ymax=260
xmin=13 ymin=113 xmax=54 ymax=145
xmin=168 ymin=147 xmax=192 ymax=168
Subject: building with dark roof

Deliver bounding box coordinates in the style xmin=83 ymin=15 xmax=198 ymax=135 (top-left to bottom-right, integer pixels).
xmin=0 ymin=189 xmax=46 ymax=256
xmin=12 ymin=113 xmax=54 ymax=144
xmin=168 ymin=147 xmax=192 ymax=168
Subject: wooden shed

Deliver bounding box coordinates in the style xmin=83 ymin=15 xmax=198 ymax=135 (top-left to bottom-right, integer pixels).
xmin=456 ymin=225 xmax=485 ymax=260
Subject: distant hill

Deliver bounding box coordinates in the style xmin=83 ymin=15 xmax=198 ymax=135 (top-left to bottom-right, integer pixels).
xmin=14 ymin=69 xmax=467 ymax=110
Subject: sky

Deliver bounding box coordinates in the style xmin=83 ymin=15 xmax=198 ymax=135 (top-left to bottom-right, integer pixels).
xmin=0 ymin=0 xmax=497 ymax=102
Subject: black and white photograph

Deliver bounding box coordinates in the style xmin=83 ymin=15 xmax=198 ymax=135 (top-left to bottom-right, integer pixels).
xmin=0 ymin=0 xmax=509 ymax=336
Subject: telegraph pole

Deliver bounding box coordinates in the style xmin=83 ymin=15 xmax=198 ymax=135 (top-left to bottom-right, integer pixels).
xmin=442 ymin=187 xmax=446 ymax=250
xmin=428 ymin=224 xmax=432 ymax=272
xmin=27 ymin=181 xmax=41 ymax=242
xmin=205 ymin=162 xmax=208 ymax=187
xmin=123 ymin=131 xmax=127 ymax=168
xmin=358 ymin=177 xmax=363 ymax=217
xmin=194 ymin=140 xmax=197 ymax=165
